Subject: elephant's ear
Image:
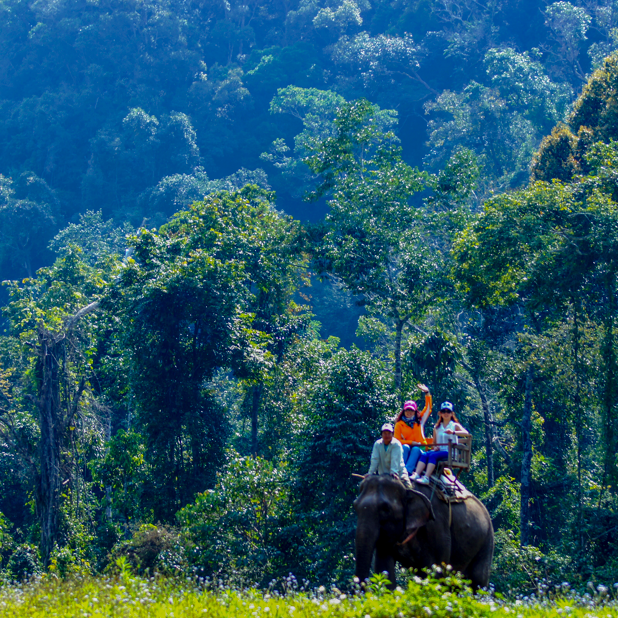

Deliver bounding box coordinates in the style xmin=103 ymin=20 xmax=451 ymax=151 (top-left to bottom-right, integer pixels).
xmin=405 ymin=488 xmax=435 ymax=524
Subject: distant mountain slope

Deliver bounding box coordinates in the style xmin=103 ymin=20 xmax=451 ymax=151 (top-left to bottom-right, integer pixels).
xmin=0 ymin=0 xmax=615 ymax=277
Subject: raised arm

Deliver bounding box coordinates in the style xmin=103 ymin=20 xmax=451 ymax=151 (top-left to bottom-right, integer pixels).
xmin=418 ymin=384 xmax=432 ymax=427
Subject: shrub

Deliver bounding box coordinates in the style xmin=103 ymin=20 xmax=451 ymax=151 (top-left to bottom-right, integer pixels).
xmin=4 ymin=544 xmax=42 ymax=581
xmin=107 ymin=524 xmax=186 ymax=576
xmin=491 ymin=528 xmax=572 ymax=595
xmin=177 ymin=452 xmax=290 ymax=586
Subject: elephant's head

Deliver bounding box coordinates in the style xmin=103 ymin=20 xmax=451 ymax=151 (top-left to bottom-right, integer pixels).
xmin=354 ymin=475 xmax=407 ymax=527
xmin=354 ymin=475 xmax=408 ymax=581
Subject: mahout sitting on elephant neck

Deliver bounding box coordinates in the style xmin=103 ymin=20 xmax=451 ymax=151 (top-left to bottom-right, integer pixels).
xmin=354 ymin=474 xmax=494 ymax=591
xmin=367 ymin=426 xmax=410 ymax=483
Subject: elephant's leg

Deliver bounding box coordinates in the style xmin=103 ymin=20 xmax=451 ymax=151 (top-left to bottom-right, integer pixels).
xmin=374 ymin=548 xmax=396 ymax=589
xmin=449 ymin=499 xmax=495 ymax=591
xmin=462 ymin=531 xmax=494 ymax=591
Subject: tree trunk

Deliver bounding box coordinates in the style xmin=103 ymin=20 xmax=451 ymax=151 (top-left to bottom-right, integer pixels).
xmin=600 ymin=275 xmax=617 ymax=500
xmin=36 ymin=328 xmax=63 ymax=566
xmin=520 ymin=365 xmax=534 ymax=547
xmin=571 ymin=298 xmax=584 ymax=553
xmin=474 ymin=375 xmax=495 ymax=488
xmin=36 ymin=301 xmax=100 ymax=565
xmin=251 ymin=384 xmax=262 ymax=457
xmin=394 ymin=318 xmax=404 ymax=401
xmin=105 ymin=413 xmax=113 ymax=521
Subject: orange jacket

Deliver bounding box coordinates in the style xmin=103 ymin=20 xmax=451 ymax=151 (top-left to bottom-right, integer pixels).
xmin=394 ymin=394 xmax=433 ymax=446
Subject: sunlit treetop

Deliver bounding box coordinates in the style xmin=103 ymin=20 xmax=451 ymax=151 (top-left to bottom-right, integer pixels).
xmin=531 ymin=53 xmax=618 ymax=182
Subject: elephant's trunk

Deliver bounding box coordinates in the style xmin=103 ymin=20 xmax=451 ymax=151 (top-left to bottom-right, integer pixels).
xmin=355 ymin=517 xmax=380 ymax=582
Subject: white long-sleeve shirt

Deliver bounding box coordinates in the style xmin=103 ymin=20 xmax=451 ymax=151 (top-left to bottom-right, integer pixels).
xmin=368 ymin=437 xmax=409 ymax=478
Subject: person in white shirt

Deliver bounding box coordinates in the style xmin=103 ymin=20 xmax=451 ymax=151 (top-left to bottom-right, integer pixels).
xmin=368 ymin=422 xmax=410 ymax=482
xmin=412 ymin=401 xmax=469 ymax=484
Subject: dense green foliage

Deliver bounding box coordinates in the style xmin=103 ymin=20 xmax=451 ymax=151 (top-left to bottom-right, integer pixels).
xmin=3 ymin=0 xmax=618 ymax=602
xmin=532 ymin=56 xmax=618 ymax=181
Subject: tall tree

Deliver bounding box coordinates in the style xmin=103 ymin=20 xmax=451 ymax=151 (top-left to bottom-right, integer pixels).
xmin=110 ymin=186 xmax=308 ymax=517
xmin=1 ymin=248 xmax=118 ymax=565
xmin=305 ymin=99 xmax=435 ymax=396
xmin=454 ymin=141 xmax=618 ymax=546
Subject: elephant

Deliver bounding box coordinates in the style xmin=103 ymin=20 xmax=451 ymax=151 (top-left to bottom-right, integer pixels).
xmin=353 ymin=474 xmax=494 ymax=590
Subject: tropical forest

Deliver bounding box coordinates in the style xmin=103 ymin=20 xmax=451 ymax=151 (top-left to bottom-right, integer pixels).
xmin=1 ymin=0 xmax=618 ymax=614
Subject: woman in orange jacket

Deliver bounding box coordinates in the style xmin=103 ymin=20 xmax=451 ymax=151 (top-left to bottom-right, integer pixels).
xmin=394 ymin=384 xmax=432 ymax=474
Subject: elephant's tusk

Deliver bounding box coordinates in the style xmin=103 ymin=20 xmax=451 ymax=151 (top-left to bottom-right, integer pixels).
xmin=398 ymin=529 xmax=419 ymax=546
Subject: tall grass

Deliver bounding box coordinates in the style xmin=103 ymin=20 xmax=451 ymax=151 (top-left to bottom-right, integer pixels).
xmin=0 ymin=570 xmax=616 ymax=617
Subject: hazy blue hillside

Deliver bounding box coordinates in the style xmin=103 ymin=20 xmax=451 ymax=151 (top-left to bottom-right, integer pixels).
xmin=0 ymin=0 xmax=614 ymax=278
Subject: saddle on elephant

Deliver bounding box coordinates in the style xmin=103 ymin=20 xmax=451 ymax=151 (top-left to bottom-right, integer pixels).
xmin=406 ymin=466 xmax=473 ymax=503
xmin=431 ymin=470 xmax=473 ymax=504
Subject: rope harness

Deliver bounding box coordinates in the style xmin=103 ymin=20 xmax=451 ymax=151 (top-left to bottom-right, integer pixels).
xmin=430 ymin=478 xmax=454 ymax=527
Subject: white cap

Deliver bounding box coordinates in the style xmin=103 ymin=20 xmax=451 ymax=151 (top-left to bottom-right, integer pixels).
xmin=381 ymin=422 xmax=394 ymax=433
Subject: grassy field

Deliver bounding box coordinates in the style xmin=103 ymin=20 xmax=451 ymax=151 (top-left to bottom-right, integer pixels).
xmin=0 ymin=571 xmax=616 ymax=618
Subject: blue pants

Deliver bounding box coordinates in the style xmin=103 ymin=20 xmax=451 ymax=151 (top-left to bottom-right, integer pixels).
xmin=418 ymin=450 xmax=448 ymax=467
xmin=402 ymin=445 xmax=423 ymax=473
